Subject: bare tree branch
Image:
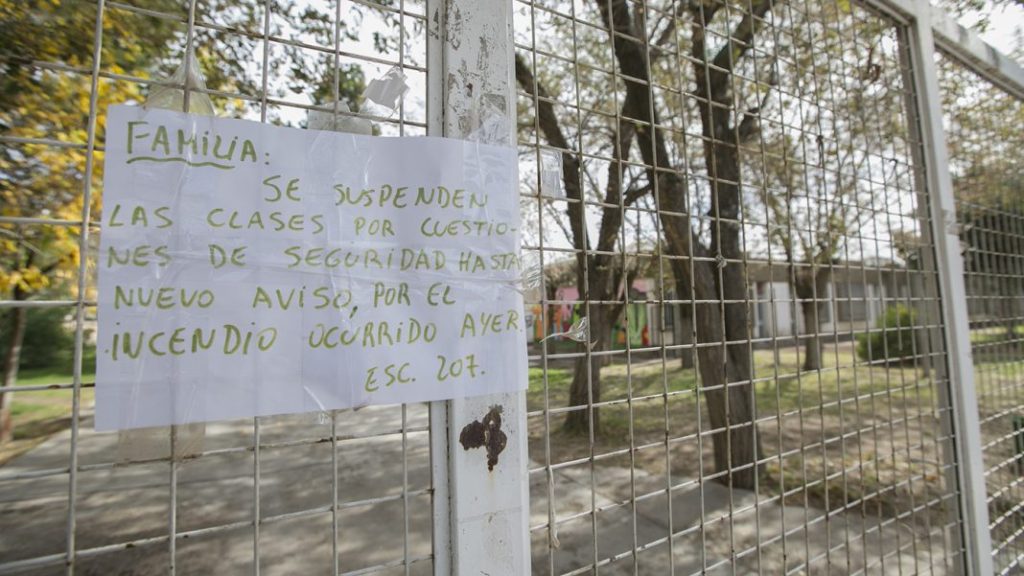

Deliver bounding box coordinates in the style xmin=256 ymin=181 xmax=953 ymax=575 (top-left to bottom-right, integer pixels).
xmin=515 ymin=53 xmax=588 ymax=254
xmin=703 ymin=0 xmax=775 ymax=101
xmin=541 ymin=198 xmax=574 ymax=245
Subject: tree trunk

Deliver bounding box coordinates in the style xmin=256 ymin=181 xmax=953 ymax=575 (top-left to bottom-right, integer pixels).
xmin=693 ymin=300 xmax=761 ymax=489
xmin=564 ymin=309 xmax=610 ymax=435
xmin=800 ymin=296 xmax=821 ymax=371
xmin=672 ymin=263 xmax=695 ymax=370
xmin=700 ymin=120 xmax=761 ymax=489
xmin=802 ymin=306 xmax=822 ymax=371
xmin=592 ymin=0 xmax=771 ymax=489
xmin=678 ymin=306 xmax=695 ymax=370
xmin=1005 ymin=278 xmax=1020 ymax=344
xmin=0 ymin=304 xmax=28 ymax=443
xmin=796 ymin=278 xmax=821 ymax=372
xmin=795 ymin=270 xmax=829 ymax=372
xmin=515 ymin=52 xmax=631 ymax=439
xmin=564 ymin=353 xmax=603 ymax=435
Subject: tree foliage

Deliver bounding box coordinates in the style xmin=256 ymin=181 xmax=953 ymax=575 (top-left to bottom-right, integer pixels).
xmin=0 ymin=307 xmax=75 ymax=371
xmin=519 ymin=0 xmax=991 ymax=488
xmin=0 ymin=0 xmax=387 ymax=441
xmin=855 ymin=305 xmax=918 ymax=363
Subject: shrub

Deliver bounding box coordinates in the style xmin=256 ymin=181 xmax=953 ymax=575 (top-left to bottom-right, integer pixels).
xmin=856 ymin=305 xmax=918 ymax=364
xmin=0 ymin=307 xmax=75 ymax=371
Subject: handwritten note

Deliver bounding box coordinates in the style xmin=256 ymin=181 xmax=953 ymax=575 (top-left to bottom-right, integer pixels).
xmin=96 ymin=105 xmax=526 ymax=430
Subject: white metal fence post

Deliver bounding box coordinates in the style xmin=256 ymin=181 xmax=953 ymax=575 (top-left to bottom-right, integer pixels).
xmin=426 ymin=0 xmax=531 ymax=574
xmin=905 ymin=1 xmax=994 ymax=573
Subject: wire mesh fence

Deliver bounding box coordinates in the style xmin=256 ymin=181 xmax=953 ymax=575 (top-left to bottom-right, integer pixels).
xmin=937 ymin=49 xmax=1024 ymax=576
xmin=0 ymin=0 xmax=1021 ymax=574
xmin=515 ymin=0 xmax=964 ymax=573
xmin=1 ymin=1 xmax=433 ymax=574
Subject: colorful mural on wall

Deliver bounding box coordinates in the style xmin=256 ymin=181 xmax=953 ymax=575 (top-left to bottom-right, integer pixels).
xmin=525 ymin=283 xmax=652 ymax=347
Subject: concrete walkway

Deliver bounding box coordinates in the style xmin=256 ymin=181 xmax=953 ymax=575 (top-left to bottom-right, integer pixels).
xmin=528 ymin=460 xmax=951 ymax=574
xmin=1 ymin=407 xmax=950 ymax=575
xmin=0 ymin=407 xmax=434 ymax=575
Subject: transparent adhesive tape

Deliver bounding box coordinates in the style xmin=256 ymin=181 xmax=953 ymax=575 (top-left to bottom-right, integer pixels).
xmin=539 ymin=149 xmax=564 ymax=199
xmin=540 ymin=316 xmax=595 ymax=347
xmin=144 ymin=45 xmax=214 ymax=115
xmin=518 ymin=251 xmax=543 ymax=294
xmin=362 ymin=66 xmax=409 ymax=113
xmin=117 ymin=45 xmax=213 ymax=460
xmin=467 ymin=94 xmax=510 ymax=144
xmin=308 ymin=100 xmax=373 ymax=135
xmin=117 ymin=423 xmax=206 ymax=462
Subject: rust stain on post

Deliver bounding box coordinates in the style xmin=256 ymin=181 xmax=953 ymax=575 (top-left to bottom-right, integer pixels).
xmin=458 ymin=405 xmax=507 ymax=471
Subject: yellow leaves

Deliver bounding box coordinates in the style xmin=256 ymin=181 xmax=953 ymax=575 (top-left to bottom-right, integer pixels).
xmin=18 ymin=266 xmax=48 ymax=291
xmin=1 ymin=1 xmax=175 ymax=303
xmin=0 ymin=266 xmax=51 ymax=294
xmin=0 ymin=222 xmax=80 ymax=298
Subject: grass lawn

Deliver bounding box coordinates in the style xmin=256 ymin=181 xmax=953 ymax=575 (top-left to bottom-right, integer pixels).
xmin=0 ymin=347 xmax=96 ymax=466
xmin=527 ymin=343 xmax=939 ymax=458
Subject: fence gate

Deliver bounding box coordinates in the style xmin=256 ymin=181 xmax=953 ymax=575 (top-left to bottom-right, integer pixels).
xmin=0 ymin=0 xmax=1023 ymax=575
xmin=934 ymin=37 xmax=1024 ymax=575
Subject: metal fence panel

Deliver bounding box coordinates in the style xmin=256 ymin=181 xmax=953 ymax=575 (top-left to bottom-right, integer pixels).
xmin=1 ymin=1 xmax=435 ymax=574
xmin=2 ymin=0 xmax=1024 ymax=575
xmin=515 ymin=0 xmax=965 ymax=573
xmin=936 ymin=48 xmax=1024 ymax=575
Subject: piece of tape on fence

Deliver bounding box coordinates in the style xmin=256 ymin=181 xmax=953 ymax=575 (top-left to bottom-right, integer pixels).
xmin=145 ymin=45 xmax=214 ymax=116
xmin=541 ymin=316 xmax=593 ymax=345
xmin=539 ymin=149 xmax=564 ymax=199
xmin=308 ymin=100 xmax=373 ymax=135
xmin=466 ymin=94 xmax=510 ymax=144
xmin=518 ymin=251 xmax=542 ymax=294
xmin=118 ymin=48 xmax=212 ymax=456
xmin=362 ymin=66 xmax=409 ymax=112
xmin=117 ymin=424 xmax=206 ymax=462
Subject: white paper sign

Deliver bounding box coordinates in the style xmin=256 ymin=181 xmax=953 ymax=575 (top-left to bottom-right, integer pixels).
xmin=96 ymin=105 xmax=526 ymax=430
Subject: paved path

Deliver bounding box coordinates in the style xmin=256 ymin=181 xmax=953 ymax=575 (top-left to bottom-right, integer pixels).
xmin=1 ymin=406 xmax=949 ymax=575
xmin=528 ymin=461 xmax=950 ymax=574
xmin=1 ymin=407 xmax=433 ymax=575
